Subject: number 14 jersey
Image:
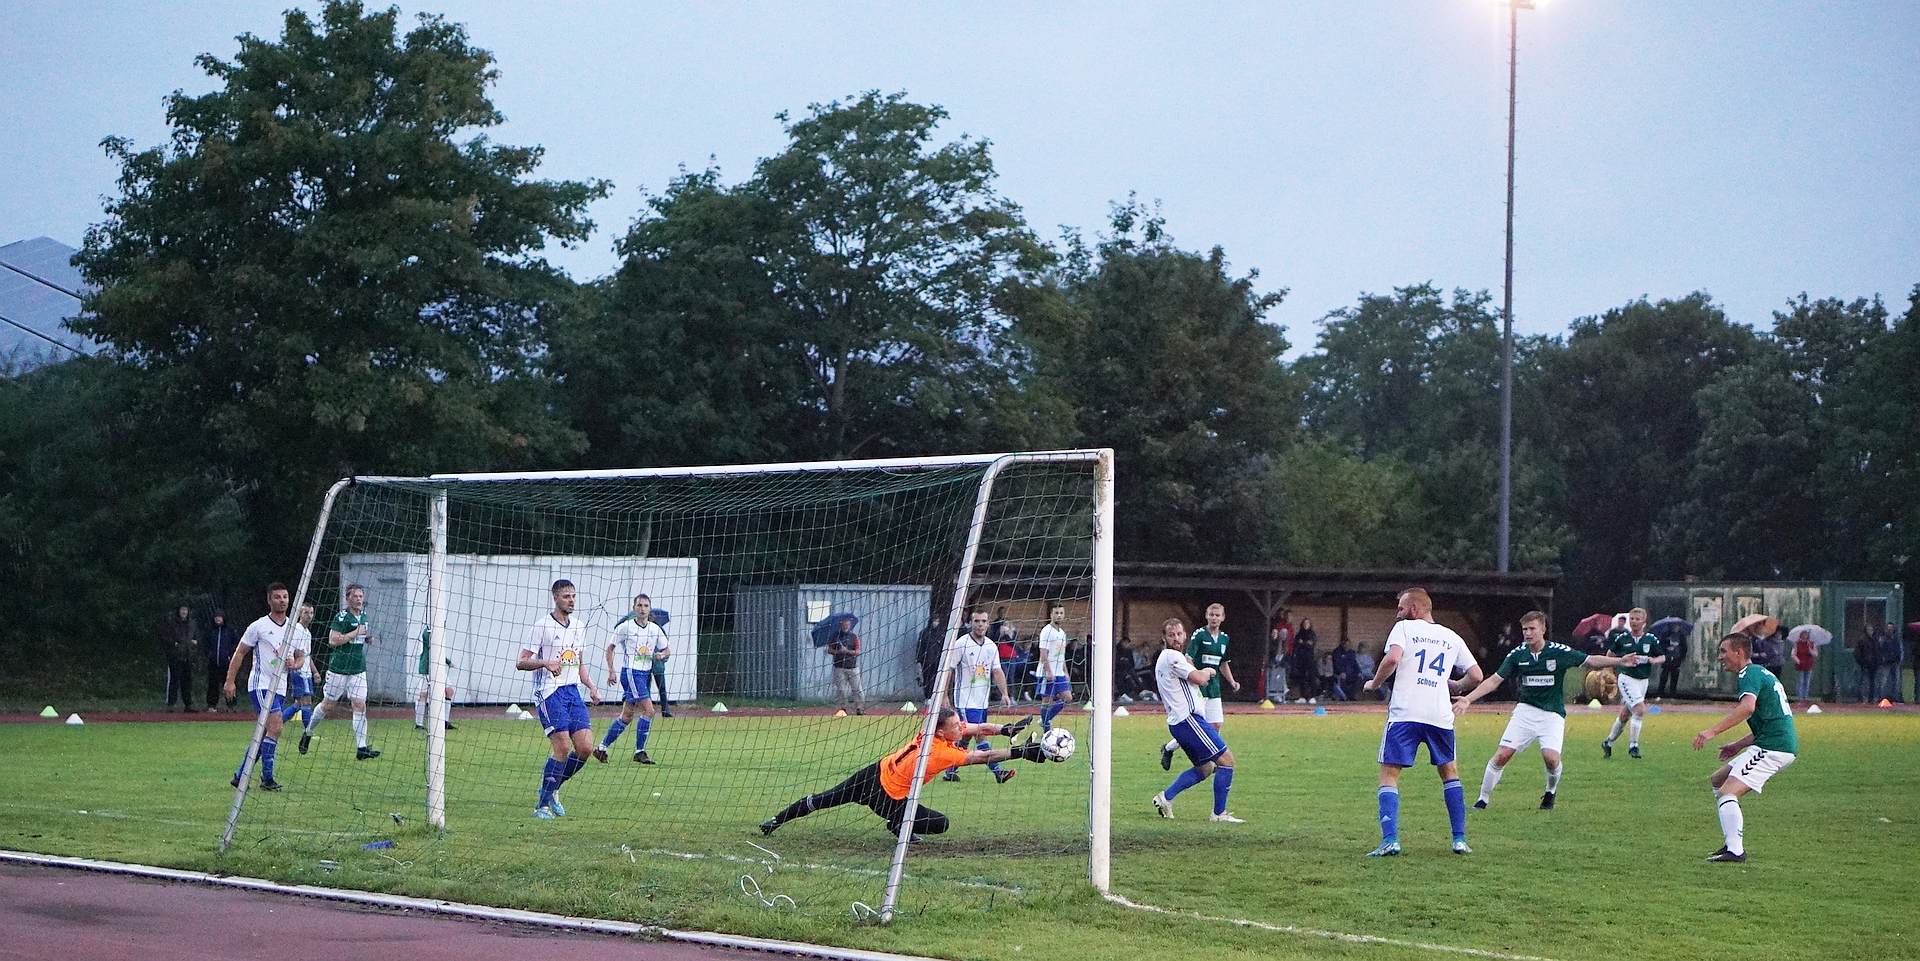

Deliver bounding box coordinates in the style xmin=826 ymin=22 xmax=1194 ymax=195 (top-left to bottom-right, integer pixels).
xmin=1384 ymin=619 xmax=1477 ymax=729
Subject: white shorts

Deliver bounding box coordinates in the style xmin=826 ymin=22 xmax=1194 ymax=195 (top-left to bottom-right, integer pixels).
xmin=1618 ymin=675 xmax=1650 ymax=710
xmin=409 ymin=674 xmax=454 ymax=698
xmin=1497 ymin=703 xmax=1566 ymax=754
xmin=322 ymin=671 xmax=368 ymax=703
xmin=1726 ymin=745 xmax=1795 ymax=793
xmin=1199 ymin=696 xmax=1224 ymax=725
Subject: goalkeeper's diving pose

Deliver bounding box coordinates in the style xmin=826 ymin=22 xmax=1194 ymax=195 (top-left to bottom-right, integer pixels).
xmin=760 ymin=709 xmax=1056 ymax=840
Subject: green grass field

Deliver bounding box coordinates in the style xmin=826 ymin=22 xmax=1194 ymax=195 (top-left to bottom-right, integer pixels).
xmin=1 ymin=705 xmax=1912 ymax=961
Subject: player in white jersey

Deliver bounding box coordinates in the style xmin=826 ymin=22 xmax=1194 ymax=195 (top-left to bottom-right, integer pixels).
xmin=279 ymin=602 xmax=318 ymax=738
xmin=517 ymin=579 xmax=601 ymax=818
xmin=1036 ymin=603 xmax=1074 ymax=731
xmin=223 ymin=582 xmax=303 ymax=791
xmin=1361 ymin=588 xmax=1483 ymax=856
xmin=944 ymin=610 xmax=1017 ymax=784
xmin=1150 ymin=617 xmax=1242 ymax=822
xmin=595 ymin=592 xmax=666 ymax=765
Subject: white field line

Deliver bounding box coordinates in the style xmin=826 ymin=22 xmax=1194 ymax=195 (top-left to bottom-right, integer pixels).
xmin=0 ymin=849 xmax=946 ymax=961
xmin=5 ymin=804 xmax=376 ymax=840
xmin=622 ymin=844 xmax=1024 ymax=896
xmin=1103 ymin=892 xmax=1566 ymax=961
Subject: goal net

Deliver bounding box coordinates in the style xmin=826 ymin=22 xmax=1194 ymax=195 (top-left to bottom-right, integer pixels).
xmin=220 ymin=451 xmax=1112 ymax=926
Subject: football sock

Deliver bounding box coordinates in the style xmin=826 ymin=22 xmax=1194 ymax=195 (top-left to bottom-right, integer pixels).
xmin=414 ymin=697 xmax=427 ymax=727
xmin=1629 ymin=717 xmax=1643 ymax=747
xmin=1605 ymin=717 xmax=1626 ymax=745
xmin=978 ymin=738 xmax=1002 ymax=774
xmin=561 ymin=753 xmax=586 ymax=783
xmin=1041 ymin=701 xmax=1064 ymax=730
xmin=601 ymin=718 xmax=628 ymax=749
xmin=351 ymin=711 xmax=368 ymax=748
xmin=1163 ymin=738 xmax=1178 ymax=754
xmin=299 ymin=704 xmax=313 ymax=730
xmin=1212 ymin=766 xmax=1235 ymax=815
xmin=1546 ymin=761 xmax=1563 ymax=792
xmin=633 ymin=716 xmax=652 ymax=750
xmin=1443 ymin=778 xmax=1467 ymax=840
xmin=1377 ymin=786 xmax=1400 ymax=842
xmin=282 ymin=700 xmax=300 ymax=723
xmin=1717 ymin=794 xmax=1744 ymax=855
xmin=1479 ymin=758 xmax=1505 ymax=802
xmin=306 ymin=702 xmax=327 ymax=734
xmin=538 ymin=757 xmax=563 ymax=808
xmin=771 ymin=794 xmax=815 ymax=826
xmin=1163 ymin=766 xmax=1206 ymax=800
xmin=259 ymin=737 xmax=277 ymax=782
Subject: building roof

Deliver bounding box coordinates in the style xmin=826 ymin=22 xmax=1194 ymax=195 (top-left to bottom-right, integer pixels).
xmin=0 ymin=236 xmax=98 ymax=366
xmin=975 ymin=560 xmax=1556 ymax=600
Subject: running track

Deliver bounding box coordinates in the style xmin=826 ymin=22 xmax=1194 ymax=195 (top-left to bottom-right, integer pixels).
xmin=0 ymin=860 xmax=796 ymax=961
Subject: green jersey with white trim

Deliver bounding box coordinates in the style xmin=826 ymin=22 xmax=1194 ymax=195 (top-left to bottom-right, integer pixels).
xmin=1190 ymin=628 xmax=1228 ymax=698
xmin=1606 ymin=631 xmax=1660 ymax=680
xmin=327 ymin=610 xmax=369 ymax=674
xmin=1736 ymin=664 xmax=1797 ymax=753
xmin=1495 ymin=642 xmax=1589 ymax=717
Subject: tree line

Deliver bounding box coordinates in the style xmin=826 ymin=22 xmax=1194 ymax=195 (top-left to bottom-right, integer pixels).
xmin=2 ymin=2 xmax=1914 ymax=679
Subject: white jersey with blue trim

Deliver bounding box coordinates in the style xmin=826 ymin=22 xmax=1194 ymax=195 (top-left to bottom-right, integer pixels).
xmin=240 ymin=614 xmax=295 ymax=695
xmin=1156 ymin=647 xmax=1204 ymax=726
xmin=525 ymin=612 xmax=588 ymax=701
xmin=953 ymin=635 xmax=1002 ymax=710
xmin=611 ymin=618 xmax=665 ymax=673
xmin=1037 ymin=623 xmax=1069 ymax=677
xmin=289 ymin=623 xmax=313 ymax=678
xmin=1383 ymin=618 xmax=1477 ymax=729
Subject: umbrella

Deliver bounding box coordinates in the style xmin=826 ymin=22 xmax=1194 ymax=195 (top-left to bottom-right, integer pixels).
xmin=811 ymin=613 xmax=860 ymax=648
xmin=1788 ymin=624 xmax=1832 ymax=648
xmin=1908 ymin=621 xmax=1920 ymax=637
xmin=1573 ymin=612 xmax=1613 ymax=638
xmin=1649 ymin=616 xmax=1692 ymax=638
xmin=649 ymin=607 xmax=670 ymax=628
xmin=1730 ymin=613 xmax=1779 ymax=638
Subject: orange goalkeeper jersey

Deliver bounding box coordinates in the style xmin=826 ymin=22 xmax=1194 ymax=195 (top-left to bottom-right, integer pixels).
xmin=877 ymin=734 xmax=972 ymax=800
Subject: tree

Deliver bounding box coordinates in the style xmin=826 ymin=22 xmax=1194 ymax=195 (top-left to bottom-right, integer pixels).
xmin=563 ymin=92 xmax=1053 ymax=467
xmin=1542 ymin=293 xmax=1760 ymax=618
xmin=1013 ymin=203 xmax=1296 ymax=560
xmin=74 ymin=1 xmax=606 ymax=568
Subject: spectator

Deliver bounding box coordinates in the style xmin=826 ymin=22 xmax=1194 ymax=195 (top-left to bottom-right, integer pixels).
xmin=1853 ymin=625 xmax=1879 ymax=703
xmin=1332 ymin=637 xmax=1362 ymax=700
xmin=1877 ymin=623 xmax=1906 ymax=703
xmin=1657 ymin=627 xmax=1689 ymax=699
xmin=1353 ymin=646 xmax=1378 ymax=698
xmin=160 ymin=604 xmax=200 ymax=712
xmin=916 ymin=620 xmax=945 ymax=699
xmin=205 ymin=609 xmax=239 ymax=712
xmin=1268 ymin=609 xmax=1295 ymax=697
xmin=825 ymin=614 xmax=865 ymax=715
xmin=1289 ymin=618 xmax=1319 ymax=702
xmin=1749 ymin=627 xmax=1779 ymax=670
xmin=1790 ymin=629 xmax=1817 ymax=704
xmin=1266 ymin=645 xmax=1289 ymax=700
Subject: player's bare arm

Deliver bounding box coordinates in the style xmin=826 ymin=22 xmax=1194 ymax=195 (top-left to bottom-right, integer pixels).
xmin=1219 ymin=660 xmax=1241 ymax=693
xmin=1188 ymin=666 xmax=1216 ymax=687
xmin=1363 ymin=647 xmax=1401 ymax=691
xmin=605 ymin=642 xmax=619 ymax=686
xmin=1692 ymin=694 xmax=1757 ymax=749
xmin=1716 ymin=732 xmax=1756 ymax=761
xmin=1452 ymin=671 xmax=1506 ymax=714
xmin=994 ymin=666 xmax=1011 ymax=706
xmin=517 ymin=649 xmax=560 ymax=674
xmin=1447 ymin=663 xmax=1485 ymax=695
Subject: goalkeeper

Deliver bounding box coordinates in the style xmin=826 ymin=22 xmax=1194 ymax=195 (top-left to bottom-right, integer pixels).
xmin=760 ymin=709 xmax=1053 ymax=840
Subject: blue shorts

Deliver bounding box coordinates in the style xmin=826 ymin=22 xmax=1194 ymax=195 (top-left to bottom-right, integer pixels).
xmin=618 ymin=668 xmax=654 ymax=704
xmin=1379 ymin=721 xmax=1456 ymax=767
xmin=961 ymin=707 xmax=990 ymax=726
xmin=286 ymin=673 xmax=314 ymax=698
xmin=537 ymin=686 xmax=593 ymax=736
xmin=1168 ymin=715 xmax=1228 ymax=767
xmin=1044 ymin=675 xmax=1072 ymax=696
xmin=249 ymin=690 xmax=288 ymax=716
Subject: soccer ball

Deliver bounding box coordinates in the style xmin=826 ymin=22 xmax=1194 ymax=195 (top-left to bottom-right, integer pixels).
xmin=1040 ymin=727 xmax=1076 ymax=761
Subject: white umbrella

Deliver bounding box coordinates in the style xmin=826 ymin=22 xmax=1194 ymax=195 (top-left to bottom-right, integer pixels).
xmin=1789 ymin=624 xmax=1833 ymax=648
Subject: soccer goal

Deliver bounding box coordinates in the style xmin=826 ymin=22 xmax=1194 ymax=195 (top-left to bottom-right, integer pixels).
xmin=220 ymin=451 xmax=1113 ymax=925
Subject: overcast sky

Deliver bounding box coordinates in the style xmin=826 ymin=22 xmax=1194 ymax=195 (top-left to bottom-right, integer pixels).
xmin=4 ymin=1 xmax=1915 ymax=355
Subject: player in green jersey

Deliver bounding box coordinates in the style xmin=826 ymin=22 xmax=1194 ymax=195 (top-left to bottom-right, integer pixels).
xmin=1692 ymin=632 xmax=1799 ymax=862
xmin=1453 ymin=611 xmax=1638 ymax=809
xmin=1161 ymin=603 xmax=1239 ymax=771
xmin=301 ymin=584 xmax=379 ymax=759
xmin=1601 ymin=607 xmax=1666 ymax=759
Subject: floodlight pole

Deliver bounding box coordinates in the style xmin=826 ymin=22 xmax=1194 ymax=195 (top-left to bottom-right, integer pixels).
xmin=1497 ymin=0 xmax=1531 ymax=573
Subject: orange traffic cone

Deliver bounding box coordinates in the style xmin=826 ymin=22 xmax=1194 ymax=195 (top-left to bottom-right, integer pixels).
xmin=1878 ymin=698 xmax=1893 ymax=708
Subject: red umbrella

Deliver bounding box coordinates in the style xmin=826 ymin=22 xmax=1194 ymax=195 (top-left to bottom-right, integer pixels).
xmin=1573 ymin=612 xmax=1612 ymax=638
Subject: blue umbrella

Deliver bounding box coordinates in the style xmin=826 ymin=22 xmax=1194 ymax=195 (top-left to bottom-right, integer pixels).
xmin=1650 ymin=616 xmax=1692 ymax=638
xmin=811 ymin=613 xmax=860 ymax=648
xmin=614 ymin=607 xmax=670 ymax=627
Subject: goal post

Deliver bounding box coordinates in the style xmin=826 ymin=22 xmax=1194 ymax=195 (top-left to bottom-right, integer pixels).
xmin=219 ymin=450 xmax=1114 ymax=923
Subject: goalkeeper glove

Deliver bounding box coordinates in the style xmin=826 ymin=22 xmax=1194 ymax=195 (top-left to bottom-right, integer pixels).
xmin=1010 ymin=742 xmax=1046 ymax=763
xmin=999 ymin=715 xmax=1035 ymax=739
